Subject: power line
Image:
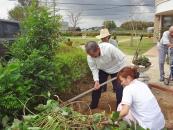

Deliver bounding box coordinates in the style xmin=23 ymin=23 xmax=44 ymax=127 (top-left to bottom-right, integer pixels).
xmin=58 ymin=3 xmax=154 ymax=7
xmin=55 ymin=7 xmax=133 ymax=11
xmin=57 ymin=8 xmax=154 ymax=12
xmin=56 ymin=9 xmax=155 ymax=15
xmin=39 ymin=1 xmax=154 ymax=7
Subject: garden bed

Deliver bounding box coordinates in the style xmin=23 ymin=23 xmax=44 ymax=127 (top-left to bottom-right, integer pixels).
xmin=62 ymin=81 xmax=173 ymax=129
xmin=149 ymin=83 xmax=173 ymax=129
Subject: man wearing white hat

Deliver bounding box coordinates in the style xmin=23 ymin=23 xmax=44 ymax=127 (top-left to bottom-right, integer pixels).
xmin=96 ymin=28 xmax=118 ymax=47
xmin=96 ymin=28 xmax=118 ymax=92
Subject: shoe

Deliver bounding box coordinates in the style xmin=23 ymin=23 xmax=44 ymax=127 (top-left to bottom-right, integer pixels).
xmin=89 ymin=104 xmax=97 ymax=109
xmin=159 ymin=78 xmax=164 ymax=82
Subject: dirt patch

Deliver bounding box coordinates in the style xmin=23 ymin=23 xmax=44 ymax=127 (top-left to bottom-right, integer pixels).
xmin=57 ymin=75 xmax=94 ymax=101
xmin=70 ymin=79 xmax=117 ymax=115
xmin=149 ymin=84 xmax=173 ymax=129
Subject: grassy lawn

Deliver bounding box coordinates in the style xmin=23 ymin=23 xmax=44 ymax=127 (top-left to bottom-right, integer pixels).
xmin=64 ymin=36 xmax=130 ymax=46
xmin=118 ymin=37 xmax=156 ymax=55
xmin=65 ymin=36 xmax=98 ymax=46
xmin=63 ymin=36 xmax=155 ymax=55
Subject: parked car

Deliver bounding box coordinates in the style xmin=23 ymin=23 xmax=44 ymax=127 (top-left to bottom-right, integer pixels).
xmin=0 ymin=19 xmax=20 ymax=58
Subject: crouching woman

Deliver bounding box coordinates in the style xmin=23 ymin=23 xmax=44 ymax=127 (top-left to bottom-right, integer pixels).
xmin=117 ymin=66 xmax=165 ymax=130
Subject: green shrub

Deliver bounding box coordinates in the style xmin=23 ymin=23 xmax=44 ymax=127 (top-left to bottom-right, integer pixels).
xmin=62 ymin=31 xmax=100 ymax=37
xmin=10 ymin=0 xmax=61 ymax=92
xmin=0 ymin=59 xmax=33 ymax=127
xmin=85 ymin=32 xmax=99 ymax=37
xmin=54 ymin=45 xmax=89 ymax=91
xmin=62 ymin=31 xmax=82 ymax=37
xmin=62 ymin=31 xmax=153 ymax=37
xmin=112 ymin=31 xmax=153 ymax=37
xmin=21 ymin=50 xmax=56 ymax=94
xmin=0 ymin=1 xmax=90 ymax=128
xmin=0 ymin=1 xmax=61 ymax=128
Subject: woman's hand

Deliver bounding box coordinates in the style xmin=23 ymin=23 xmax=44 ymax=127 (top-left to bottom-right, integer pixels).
xmin=119 ymin=104 xmax=130 ymax=118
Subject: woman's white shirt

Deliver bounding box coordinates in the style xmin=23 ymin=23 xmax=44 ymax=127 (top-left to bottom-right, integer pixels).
xmin=121 ymin=79 xmax=165 ymax=130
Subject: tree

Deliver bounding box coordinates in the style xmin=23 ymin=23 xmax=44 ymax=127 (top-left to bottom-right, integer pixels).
xmin=8 ymin=0 xmax=39 ymax=21
xmin=103 ymin=20 xmax=116 ymax=30
xmin=18 ymin=0 xmax=38 ymax=6
xmin=68 ymin=11 xmax=82 ymax=31
xmin=75 ymin=27 xmax=81 ymax=31
xmin=8 ymin=6 xmax=25 ymax=21
xmin=120 ymin=21 xmax=154 ymax=30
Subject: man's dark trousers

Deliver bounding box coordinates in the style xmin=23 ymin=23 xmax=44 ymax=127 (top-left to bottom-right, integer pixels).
xmin=90 ymin=70 xmax=123 ymax=109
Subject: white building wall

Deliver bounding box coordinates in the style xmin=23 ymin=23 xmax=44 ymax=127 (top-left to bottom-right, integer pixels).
xmin=156 ymin=0 xmax=173 ymax=14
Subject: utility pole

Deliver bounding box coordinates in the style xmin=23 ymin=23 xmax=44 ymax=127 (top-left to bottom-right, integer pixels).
xmin=38 ymin=0 xmax=58 ymax=17
xmin=45 ymin=0 xmax=48 ymax=7
xmin=53 ymin=0 xmax=56 ymax=17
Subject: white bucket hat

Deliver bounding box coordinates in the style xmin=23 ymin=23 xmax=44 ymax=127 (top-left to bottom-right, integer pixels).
xmin=96 ymin=28 xmax=111 ymax=39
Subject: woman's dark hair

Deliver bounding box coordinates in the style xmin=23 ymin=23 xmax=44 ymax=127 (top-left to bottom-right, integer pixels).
xmin=118 ymin=66 xmax=139 ymax=80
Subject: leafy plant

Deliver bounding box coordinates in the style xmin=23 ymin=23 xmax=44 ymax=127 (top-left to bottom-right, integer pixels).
xmin=0 ymin=59 xmax=33 ymax=128
xmin=1 ymin=0 xmax=61 ymax=128
xmin=1 ymin=0 xmax=91 ymax=128
xmin=9 ymin=0 xmax=61 ymax=96
xmin=132 ymin=56 xmax=151 ymax=68
xmin=54 ymin=45 xmax=89 ymax=91
xmin=7 ymin=99 xmax=150 ymax=130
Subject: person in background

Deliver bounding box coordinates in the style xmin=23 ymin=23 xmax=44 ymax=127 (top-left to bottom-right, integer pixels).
xmin=85 ymin=41 xmax=127 ymax=109
xmin=113 ymin=35 xmax=119 ymax=45
xmin=96 ymin=28 xmax=119 ymax=92
xmin=96 ymin=28 xmax=118 ymax=47
xmin=65 ymin=38 xmax=73 ymax=46
xmin=117 ymin=66 xmax=165 ymax=130
xmin=158 ymin=26 xmax=173 ymax=81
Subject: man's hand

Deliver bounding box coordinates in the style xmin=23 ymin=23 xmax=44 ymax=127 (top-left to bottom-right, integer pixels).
xmin=94 ymin=81 xmax=100 ymax=90
xmin=167 ymin=43 xmax=173 ymax=48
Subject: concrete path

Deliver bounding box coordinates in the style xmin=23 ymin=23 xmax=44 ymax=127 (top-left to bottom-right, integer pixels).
xmin=141 ymin=45 xmax=172 ymax=86
xmin=144 ymin=45 xmax=158 ymax=57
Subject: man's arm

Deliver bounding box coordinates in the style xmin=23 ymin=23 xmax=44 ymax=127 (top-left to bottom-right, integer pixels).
xmin=87 ymin=56 xmax=100 ymax=90
xmin=161 ymin=31 xmax=173 ymax=47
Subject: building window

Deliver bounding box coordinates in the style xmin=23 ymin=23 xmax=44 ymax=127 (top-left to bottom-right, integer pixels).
xmin=161 ymin=16 xmax=173 ymax=34
xmin=0 ymin=22 xmax=20 ymax=38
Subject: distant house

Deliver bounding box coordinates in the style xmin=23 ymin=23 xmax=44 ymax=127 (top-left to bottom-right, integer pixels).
xmin=154 ymin=0 xmax=173 ymax=42
xmin=61 ymin=21 xmax=69 ymax=31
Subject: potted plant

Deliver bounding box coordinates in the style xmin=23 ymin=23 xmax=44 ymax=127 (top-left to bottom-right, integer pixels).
xmin=132 ymin=56 xmax=151 ymax=72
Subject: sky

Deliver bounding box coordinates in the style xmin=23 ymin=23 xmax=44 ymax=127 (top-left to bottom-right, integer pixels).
xmin=0 ymin=0 xmax=18 ymax=19
xmin=0 ymin=0 xmax=155 ymax=28
xmin=56 ymin=0 xmax=155 ymax=28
